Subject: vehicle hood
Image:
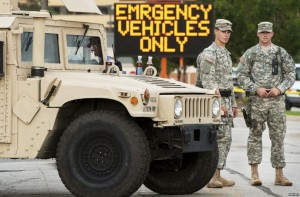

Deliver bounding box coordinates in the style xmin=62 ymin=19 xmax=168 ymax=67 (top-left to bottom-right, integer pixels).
xmin=40 ymin=71 xmax=216 ymax=107
xmin=42 ymin=71 xmax=214 ymax=95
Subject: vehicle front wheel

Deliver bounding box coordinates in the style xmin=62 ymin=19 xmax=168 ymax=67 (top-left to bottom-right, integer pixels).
xmin=144 ymin=142 xmax=218 ymax=195
xmin=56 ymin=110 xmax=150 ymax=197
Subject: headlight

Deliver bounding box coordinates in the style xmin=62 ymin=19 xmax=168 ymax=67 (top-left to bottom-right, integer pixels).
xmin=174 ymin=97 xmax=183 ymax=119
xmin=212 ymin=99 xmax=220 ymax=117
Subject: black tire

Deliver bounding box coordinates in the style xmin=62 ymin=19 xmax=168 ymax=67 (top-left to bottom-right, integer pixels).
xmin=144 ymin=142 xmax=218 ymax=195
xmin=56 ymin=110 xmax=150 ymax=197
xmin=285 ymin=100 xmax=292 ymax=110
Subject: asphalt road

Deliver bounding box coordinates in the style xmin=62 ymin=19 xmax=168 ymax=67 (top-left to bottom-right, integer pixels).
xmin=0 ymin=116 xmax=299 ymax=197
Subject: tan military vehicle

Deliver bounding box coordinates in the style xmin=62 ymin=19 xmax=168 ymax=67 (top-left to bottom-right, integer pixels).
xmin=0 ymin=0 xmax=221 ymax=197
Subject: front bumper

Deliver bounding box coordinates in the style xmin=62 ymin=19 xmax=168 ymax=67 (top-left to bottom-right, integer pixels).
xmin=182 ymin=124 xmax=217 ymax=153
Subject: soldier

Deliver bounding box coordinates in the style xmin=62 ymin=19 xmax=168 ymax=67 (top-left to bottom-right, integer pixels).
xmin=87 ymin=37 xmax=101 ymax=57
xmin=237 ymin=21 xmax=295 ymax=186
xmin=196 ymin=19 xmax=238 ymax=188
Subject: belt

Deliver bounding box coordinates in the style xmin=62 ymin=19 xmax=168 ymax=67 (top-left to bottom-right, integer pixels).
xmin=245 ymin=91 xmax=252 ymax=97
xmin=219 ymin=89 xmax=232 ymax=97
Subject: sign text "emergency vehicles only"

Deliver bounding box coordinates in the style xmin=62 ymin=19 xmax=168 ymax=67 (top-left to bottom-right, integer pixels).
xmin=114 ymin=4 xmax=214 ymax=57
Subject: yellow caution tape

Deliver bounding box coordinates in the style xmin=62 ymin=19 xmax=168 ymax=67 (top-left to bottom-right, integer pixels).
xmin=233 ymin=86 xmax=245 ymax=93
xmin=286 ymin=89 xmax=300 ymax=95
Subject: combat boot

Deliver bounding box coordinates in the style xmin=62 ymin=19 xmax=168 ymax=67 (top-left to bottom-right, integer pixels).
xmin=218 ymin=170 xmax=235 ymax=187
xmin=250 ymin=164 xmax=262 ymax=186
xmin=207 ymin=169 xmax=223 ymax=188
xmin=275 ymin=167 xmax=292 ymax=186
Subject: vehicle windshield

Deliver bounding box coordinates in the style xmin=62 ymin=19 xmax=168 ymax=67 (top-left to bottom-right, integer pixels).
xmin=67 ymin=35 xmax=103 ymax=65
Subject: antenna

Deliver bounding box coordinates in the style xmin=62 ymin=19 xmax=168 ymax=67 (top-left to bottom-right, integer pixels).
xmin=112 ymin=44 xmax=122 ymax=71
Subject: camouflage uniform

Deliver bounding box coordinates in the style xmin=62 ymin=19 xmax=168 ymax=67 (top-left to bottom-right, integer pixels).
xmin=237 ymin=43 xmax=295 ymax=168
xmin=196 ymin=42 xmax=237 ymax=169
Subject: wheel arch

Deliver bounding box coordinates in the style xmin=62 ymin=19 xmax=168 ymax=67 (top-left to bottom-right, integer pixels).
xmin=36 ymin=98 xmax=130 ymax=158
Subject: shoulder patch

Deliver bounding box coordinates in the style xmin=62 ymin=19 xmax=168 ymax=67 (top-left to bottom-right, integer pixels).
xmin=204 ymin=53 xmax=215 ymax=63
xmin=198 ymin=50 xmax=216 ymax=74
xmin=203 ymin=50 xmax=216 ymax=64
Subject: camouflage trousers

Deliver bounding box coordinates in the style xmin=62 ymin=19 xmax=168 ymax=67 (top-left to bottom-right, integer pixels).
xmin=248 ymin=95 xmax=286 ymax=168
xmin=217 ymin=97 xmax=234 ymax=169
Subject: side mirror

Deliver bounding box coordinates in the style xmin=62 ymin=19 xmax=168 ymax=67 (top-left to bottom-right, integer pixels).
xmin=0 ymin=41 xmax=4 ymax=77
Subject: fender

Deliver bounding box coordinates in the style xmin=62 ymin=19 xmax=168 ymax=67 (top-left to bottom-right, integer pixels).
xmin=40 ymin=71 xmax=157 ymax=117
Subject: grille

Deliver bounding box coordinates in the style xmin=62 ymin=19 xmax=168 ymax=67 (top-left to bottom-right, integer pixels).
xmin=184 ymin=97 xmax=211 ymax=118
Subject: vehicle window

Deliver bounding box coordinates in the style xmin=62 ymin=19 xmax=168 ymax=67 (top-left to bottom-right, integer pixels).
xmin=21 ymin=32 xmax=60 ymax=63
xmin=21 ymin=32 xmax=33 ymax=62
xmin=66 ymin=35 xmax=103 ymax=65
xmin=296 ymin=67 xmax=300 ymax=81
xmin=45 ymin=33 xmax=60 ymax=63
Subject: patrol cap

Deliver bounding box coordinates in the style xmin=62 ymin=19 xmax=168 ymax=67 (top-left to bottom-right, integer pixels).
xmin=257 ymin=21 xmax=273 ymax=33
xmin=215 ymin=19 xmax=233 ymax=32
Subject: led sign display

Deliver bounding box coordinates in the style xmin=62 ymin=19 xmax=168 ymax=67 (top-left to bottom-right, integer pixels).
xmin=114 ymin=3 xmax=214 ymax=57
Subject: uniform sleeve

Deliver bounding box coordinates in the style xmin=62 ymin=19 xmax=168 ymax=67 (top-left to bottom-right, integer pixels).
xmin=276 ymin=47 xmax=296 ymax=93
xmin=237 ymin=50 xmax=259 ymax=94
xmin=196 ymin=50 xmax=218 ymax=90
xmin=195 ymin=53 xmax=203 ymax=87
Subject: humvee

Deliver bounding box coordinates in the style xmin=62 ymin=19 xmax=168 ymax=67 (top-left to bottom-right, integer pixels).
xmin=0 ymin=0 xmax=221 ymax=196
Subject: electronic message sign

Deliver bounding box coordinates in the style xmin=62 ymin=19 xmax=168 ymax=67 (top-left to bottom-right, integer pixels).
xmin=114 ymin=3 xmax=214 ymax=57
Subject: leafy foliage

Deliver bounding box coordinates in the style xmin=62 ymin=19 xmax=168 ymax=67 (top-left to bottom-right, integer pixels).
xmin=17 ymin=0 xmax=300 ymax=74
xmin=193 ymin=0 xmax=300 ymax=66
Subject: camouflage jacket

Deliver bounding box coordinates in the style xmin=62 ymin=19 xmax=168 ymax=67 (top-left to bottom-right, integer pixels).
xmin=196 ymin=42 xmax=237 ymax=108
xmin=237 ymin=43 xmax=295 ymax=94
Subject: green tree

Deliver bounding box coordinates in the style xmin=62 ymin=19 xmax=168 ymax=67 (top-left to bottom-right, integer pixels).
xmin=194 ymin=0 xmax=300 ymax=64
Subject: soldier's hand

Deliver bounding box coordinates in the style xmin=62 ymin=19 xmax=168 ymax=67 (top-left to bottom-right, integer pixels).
xmin=267 ymin=87 xmax=281 ymax=97
xmin=232 ymin=107 xmax=238 ymax=118
xmin=256 ymin=87 xmax=270 ymax=98
xmin=221 ymin=106 xmax=228 ymax=117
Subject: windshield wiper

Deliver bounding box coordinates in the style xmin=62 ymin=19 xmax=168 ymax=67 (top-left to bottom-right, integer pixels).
xmin=21 ymin=32 xmax=33 ymax=52
xmin=75 ymin=24 xmax=89 ymax=55
xmin=25 ymin=37 xmax=32 ymax=52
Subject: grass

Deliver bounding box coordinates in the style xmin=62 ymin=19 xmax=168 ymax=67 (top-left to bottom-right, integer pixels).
xmin=286 ymin=110 xmax=300 ymax=116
